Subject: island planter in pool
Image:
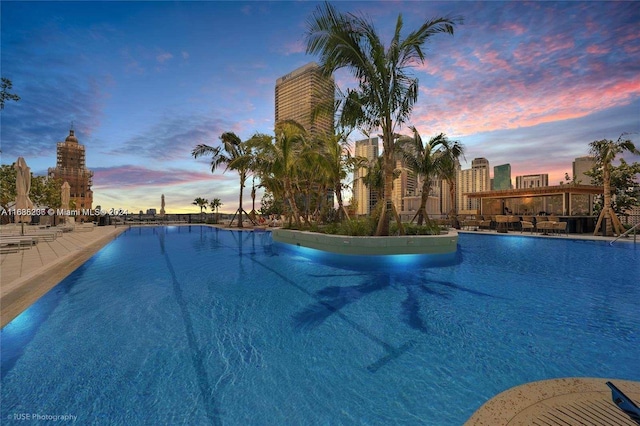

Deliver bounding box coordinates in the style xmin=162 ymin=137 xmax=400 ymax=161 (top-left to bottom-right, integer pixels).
xmin=271 ymin=228 xmax=458 ymax=255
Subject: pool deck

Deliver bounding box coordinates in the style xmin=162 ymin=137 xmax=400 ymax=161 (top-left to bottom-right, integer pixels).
xmin=0 ymin=224 xmax=127 ymax=328
xmin=466 ymin=377 xmax=640 ymax=425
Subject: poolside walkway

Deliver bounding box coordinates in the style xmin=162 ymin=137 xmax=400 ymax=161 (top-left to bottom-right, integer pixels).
xmin=0 ymin=225 xmax=126 ymax=327
xmin=458 ymin=228 xmax=638 ymax=244
xmin=466 ymin=377 xmax=640 ymax=425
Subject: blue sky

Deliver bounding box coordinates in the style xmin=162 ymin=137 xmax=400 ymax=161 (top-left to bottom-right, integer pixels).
xmin=1 ymin=1 xmax=639 ymax=214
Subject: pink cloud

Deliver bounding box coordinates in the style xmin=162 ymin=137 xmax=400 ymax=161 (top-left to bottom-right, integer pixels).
xmin=93 ymin=165 xmax=225 ymax=190
xmin=503 ymin=23 xmax=526 ymax=36
xmin=586 ymin=45 xmax=609 ymax=55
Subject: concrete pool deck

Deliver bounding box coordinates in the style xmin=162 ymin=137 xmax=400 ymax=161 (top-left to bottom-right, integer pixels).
xmin=0 ymin=225 xmax=127 ymax=327
xmin=466 ymin=377 xmax=640 ymax=425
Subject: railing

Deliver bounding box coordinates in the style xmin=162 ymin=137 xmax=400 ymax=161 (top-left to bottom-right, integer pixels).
xmin=609 ymin=222 xmax=640 ymax=246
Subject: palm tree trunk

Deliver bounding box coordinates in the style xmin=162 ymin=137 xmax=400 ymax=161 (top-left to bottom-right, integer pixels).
xmin=416 ymin=181 xmax=431 ymax=226
xmin=335 ymin=182 xmax=350 ymax=222
xmin=237 ymin=176 xmax=244 ymax=228
xmin=284 ymin=178 xmax=302 ymax=227
xmin=376 ymin=152 xmax=394 ymax=236
xmin=594 ymin=163 xmax=624 ymax=236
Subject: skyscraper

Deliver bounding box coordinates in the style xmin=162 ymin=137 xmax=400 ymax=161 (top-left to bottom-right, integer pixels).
xmin=493 ymin=164 xmax=512 ymax=190
xmin=48 ymin=129 xmax=94 ymax=210
xmin=573 ymin=156 xmax=596 ymax=184
xmin=275 ymin=62 xmax=335 ymax=139
xmin=457 ymin=158 xmax=490 ymax=214
xmin=515 ymin=174 xmax=549 ymax=189
xmin=353 ymin=138 xmax=379 ymax=215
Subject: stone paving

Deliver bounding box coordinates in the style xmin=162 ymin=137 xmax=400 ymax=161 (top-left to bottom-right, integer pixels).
xmin=0 ymin=224 xmax=126 ymax=327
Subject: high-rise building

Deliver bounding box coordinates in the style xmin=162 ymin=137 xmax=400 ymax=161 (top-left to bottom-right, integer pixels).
xmin=515 ymin=174 xmax=549 ymax=189
xmin=457 ymin=158 xmax=490 ymax=214
xmin=48 ymin=129 xmax=94 ymax=210
xmin=275 ymin=62 xmax=335 ymax=139
xmin=573 ymin=156 xmax=596 ymax=184
xmin=493 ymin=164 xmax=512 ymax=190
xmin=439 ymin=159 xmax=461 ymax=215
xmin=353 ymin=138 xmax=379 ymax=215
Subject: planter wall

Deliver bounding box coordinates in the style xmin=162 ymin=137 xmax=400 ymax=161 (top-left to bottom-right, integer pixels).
xmin=272 ymin=229 xmax=458 ymax=255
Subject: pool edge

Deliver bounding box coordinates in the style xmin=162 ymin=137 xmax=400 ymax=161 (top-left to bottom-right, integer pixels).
xmin=0 ymin=226 xmax=127 ymax=328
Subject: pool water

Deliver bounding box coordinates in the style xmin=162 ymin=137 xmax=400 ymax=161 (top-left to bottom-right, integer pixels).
xmin=2 ymin=226 xmax=639 ymax=425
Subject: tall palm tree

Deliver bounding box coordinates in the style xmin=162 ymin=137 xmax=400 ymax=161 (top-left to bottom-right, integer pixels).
xmin=590 ymin=134 xmax=639 ymax=236
xmin=306 ymin=2 xmax=460 ymax=235
xmin=209 ymin=198 xmax=222 ymax=224
xmin=192 ymin=132 xmax=251 ymax=228
xmin=398 ymin=128 xmax=464 ymax=225
xmin=192 ymin=197 xmax=208 ymax=222
xmin=439 ymin=154 xmax=461 ymax=224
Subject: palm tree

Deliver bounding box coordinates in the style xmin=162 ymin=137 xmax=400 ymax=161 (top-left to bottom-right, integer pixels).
xmin=360 ymin=155 xmax=401 ymax=213
xmin=590 ymin=134 xmax=639 ymax=236
xmin=306 ymin=2 xmax=460 ymax=235
xmin=192 ymin=132 xmax=251 ymax=228
xmin=192 ymin=197 xmax=208 ymax=222
xmin=250 ymin=121 xmax=310 ymax=228
xmin=439 ymin=154 xmax=461 ymax=226
xmin=314 ymin=131 xmax=365 ymax=222
xmin=209 ymin=198 xmax=222 ymax=224
xmin=398 ymin=128 xmax=464 ymax=225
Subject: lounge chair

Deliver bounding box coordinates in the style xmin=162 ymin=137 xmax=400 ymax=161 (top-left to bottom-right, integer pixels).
xmin=520 ymin=220 xmax=535 ymax=233
xmin=606 ymin=381 xmax=640 ymax=423
xmin=462 ymin=217 xmax=480 ymax=230
xmin=495 ymin=215 xmax=509 ymax=233
xmin=536 ymin=221 xmax=555 ymax=235
xmin=478 ymin=216 xmax=492 ymax=230
xmin=552 ymin=221 xmax=568 ymax=236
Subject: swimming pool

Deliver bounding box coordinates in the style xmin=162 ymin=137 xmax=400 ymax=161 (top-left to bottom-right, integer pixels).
xmin=2 ymin=226 xmax=639 ymax=425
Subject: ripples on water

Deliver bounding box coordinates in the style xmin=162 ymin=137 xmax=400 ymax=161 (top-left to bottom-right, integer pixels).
xmin=1 ymin=227 xmax=638 ymax=425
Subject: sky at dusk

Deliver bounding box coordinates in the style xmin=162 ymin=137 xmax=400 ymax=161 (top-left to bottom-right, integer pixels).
xmin=1 ymin=1 xmax=639 ymax=214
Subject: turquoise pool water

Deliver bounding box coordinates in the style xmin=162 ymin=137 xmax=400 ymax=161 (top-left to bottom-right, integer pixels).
xmin=2 ymin=226 xmax=639 ymax=425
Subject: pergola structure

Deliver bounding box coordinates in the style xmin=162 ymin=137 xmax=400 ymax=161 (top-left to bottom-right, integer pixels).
xmin=465 ymin=184 xmax=603 ymax=217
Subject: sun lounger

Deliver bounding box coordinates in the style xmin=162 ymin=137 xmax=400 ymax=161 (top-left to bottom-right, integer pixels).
xmin=0 ymin=235 xmax=37 ymax=251
xmin=606 ymin=381 xmax=640 ymax=423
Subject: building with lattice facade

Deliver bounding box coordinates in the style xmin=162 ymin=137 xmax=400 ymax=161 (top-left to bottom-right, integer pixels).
xmin=48 ymin=129 xmax=93 ymax=210
xmin=457 ymin=157 xmax=490 ymax=214
xmin=515 ymin=174 xmax=549 ymax=189
xmin=353 ymin=138 xmax=379 ymax=215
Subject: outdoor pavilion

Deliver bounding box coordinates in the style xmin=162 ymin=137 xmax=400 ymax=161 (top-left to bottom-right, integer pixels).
xmin=465 ymin=184 xmax=603 ymax=233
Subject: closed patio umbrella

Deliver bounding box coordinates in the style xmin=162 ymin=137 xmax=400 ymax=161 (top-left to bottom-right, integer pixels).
xmin=14 ymin=157 xmax=33 ymax=234
xmin=61 ymin=181 xmax=70 ymax=210
xmin=61 ymin=181 xmax=71 ymax=225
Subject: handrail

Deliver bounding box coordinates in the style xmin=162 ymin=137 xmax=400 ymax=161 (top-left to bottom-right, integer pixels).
xmin=609 ymin=222 xmax=640 ymax=246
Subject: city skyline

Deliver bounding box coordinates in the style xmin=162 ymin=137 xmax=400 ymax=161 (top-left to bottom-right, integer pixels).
xmin=1 ymin=1 xmax=638 ymax=214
